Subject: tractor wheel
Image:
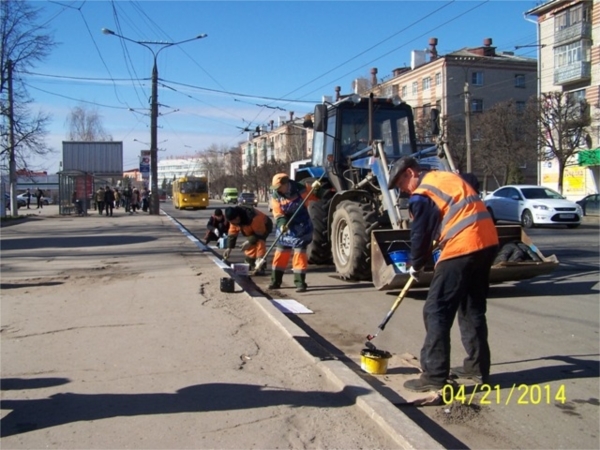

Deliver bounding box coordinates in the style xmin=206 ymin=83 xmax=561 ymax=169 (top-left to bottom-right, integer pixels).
xmin=307 ymin=192 xmax=333 ymax=265
xmin=330 ymin=200 xmax=377 ymax=280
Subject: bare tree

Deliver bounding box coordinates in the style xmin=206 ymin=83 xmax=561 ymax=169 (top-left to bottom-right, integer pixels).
xmin=471 ymin=99 xmax=537 ymax=187
xmin=65 ymin=105 xmax=112 ymax=141
xmin=1 ymin=0 xmax=56 ymax=174
xmin=529 ymin=91 xmax=591 ymax=194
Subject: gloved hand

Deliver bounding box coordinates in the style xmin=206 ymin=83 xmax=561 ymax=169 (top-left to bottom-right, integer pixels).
xmin=409 ymin=266 xmax=422 ymax=282
xmin=311 ymin=180 xmax=321 ymax=190
xmin=223 ymin=248 xmax=232 ymax=260
xmin=281 ymin=223 xmax=289 ymax=233
xmin=214 ymin=229 xmax=220 ymax=238
xmin=241 ymin=240 xmax=251 ymax=251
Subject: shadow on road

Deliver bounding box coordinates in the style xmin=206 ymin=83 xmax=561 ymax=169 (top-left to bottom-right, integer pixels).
xmin=0 ymin=382 xmax=368 ymax=437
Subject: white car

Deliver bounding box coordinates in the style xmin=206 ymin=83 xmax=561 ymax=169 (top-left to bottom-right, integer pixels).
xmin=16 ymin=193 xmax=52 ymax=206
xmin=484 ymin=185 xmax=582 ymax=229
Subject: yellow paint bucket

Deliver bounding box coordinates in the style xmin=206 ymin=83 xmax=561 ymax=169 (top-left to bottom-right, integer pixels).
xmin=360 ymin=348 xmax=392 ymax=375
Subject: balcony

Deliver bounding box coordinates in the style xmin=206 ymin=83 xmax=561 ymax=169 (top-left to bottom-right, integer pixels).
xmin=554 ymin=61 xmax=591 ymax=85
xmin=554 ymin=22 xmax=591 ymax=46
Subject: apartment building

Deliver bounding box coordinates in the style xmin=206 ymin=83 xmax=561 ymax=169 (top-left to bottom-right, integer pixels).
xmin=241 ymin=112 xmax=312 ymax=174
xmin=157 ymin=157 xmax=206 ymax=182
xmin=368 ymin=37 xmax=538 ymax=188
xmin=527 ymin=0 xmax=599 ymax=199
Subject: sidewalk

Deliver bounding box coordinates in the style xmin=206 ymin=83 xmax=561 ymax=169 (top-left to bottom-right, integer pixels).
xmin=0 ymin=210 xmax=438 ymax=449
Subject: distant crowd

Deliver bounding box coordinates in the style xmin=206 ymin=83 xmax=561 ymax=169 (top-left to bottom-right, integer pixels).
xmin=72 ymin=185 xmax=151 ymax=216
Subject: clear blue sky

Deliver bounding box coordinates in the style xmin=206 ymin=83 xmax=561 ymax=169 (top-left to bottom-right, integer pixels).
xmin=24 ymin=0 xmax=541 ymax=173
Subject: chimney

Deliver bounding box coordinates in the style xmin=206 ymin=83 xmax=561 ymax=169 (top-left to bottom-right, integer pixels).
xmin=371 ymin=68 xmax=378 ymax=87
xmin=289 ymin=111 xmax=294 ymax=122
xmin=270 ymin=120 xmax=274 ymax=130
xmin=483 ymin=37 xmax=496 ymax=56
xmin=429 ymin=37 xmax=438 ymax=61
xmin=335 ymin=86 xmax=341 ymax=101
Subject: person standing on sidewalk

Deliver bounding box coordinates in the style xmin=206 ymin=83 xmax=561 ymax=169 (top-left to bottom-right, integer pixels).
xmin=35 ymin=188 xmax=44 ymax=209
xmin=268 ymin=173 xmax=321 ymax=293
xmin=96 ymin=187 xmax=105 ymax=215
xmin=104 ymin=186 xmax=115 ymax=217
xmin=25 ymin=189 xmax=32 ymax=209
xmin=387 ymin=156 xmax=499 ymax=392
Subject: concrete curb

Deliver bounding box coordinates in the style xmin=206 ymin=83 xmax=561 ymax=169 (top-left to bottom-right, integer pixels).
xmin=165 ymin=212 xmax=442 ymax=449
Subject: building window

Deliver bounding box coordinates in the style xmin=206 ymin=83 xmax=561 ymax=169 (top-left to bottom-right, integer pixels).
xmin=516 ymin=101 xmax=526 ymax=112
xmin=515 ymin=74 xmax=525 ymax=88
xmin=422 ymin=103 xmax=431 ymax=120
xmin=422 ymin=77 xmax=431 ymax=91
xmin=554 ymin=40 xmax=590 ymax=67
xmin=471 ymin=71 xmax=484 ymax=86
xmin=554 ymin=3 xmax=591 ymax=32
xmin=392 ymin=84 xmax=399 ymax=96
xmin=471 ymin=99 xmax=483 ymax=113
xmin=435 ymin=72 xmax=441 ymax=85
xmin=412 ymin=81 xmax=418 ymax=95
xmin=435 ymin=99 xmax=441 ymax=111
xmin=401 ymin=85 xmax=407 ymax=97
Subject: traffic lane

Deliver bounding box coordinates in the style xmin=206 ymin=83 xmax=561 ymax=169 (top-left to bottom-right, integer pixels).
xmin=248 ymin=226 xmax=599 ymax=449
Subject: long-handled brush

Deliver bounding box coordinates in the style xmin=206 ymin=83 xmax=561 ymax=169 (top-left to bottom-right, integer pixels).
xmin=365 ymin=276 xmax=414 ymax=346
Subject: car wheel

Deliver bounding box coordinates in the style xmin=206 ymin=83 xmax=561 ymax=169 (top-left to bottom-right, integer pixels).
xmin=567 ymin=224 xmax=580 ymax=229
xmin=486 ymin=207 xmax=497 ymax=224
xmin=521 ymin=210 xmax=534 ymax=229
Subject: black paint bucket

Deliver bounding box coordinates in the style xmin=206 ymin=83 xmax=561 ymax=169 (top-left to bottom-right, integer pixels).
xmin=220 ymin=277 xmax=235 ymax=293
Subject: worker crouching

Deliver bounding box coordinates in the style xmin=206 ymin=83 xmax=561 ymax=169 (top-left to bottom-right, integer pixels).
xmin=269 ymin=173 xmax=321 ymax=292
xmin=223 ymin=206 xmax=272 ymax=275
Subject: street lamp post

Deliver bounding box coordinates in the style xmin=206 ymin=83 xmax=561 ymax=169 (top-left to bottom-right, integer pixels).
xmin=102 ymin=28 xmax=207 ymax=214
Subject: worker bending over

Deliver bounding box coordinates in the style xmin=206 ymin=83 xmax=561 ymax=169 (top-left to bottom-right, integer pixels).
xmin=223 ymin=206 xmax=272 ymax=275
xmin=388 ymin=156 xmax=499 ymax=392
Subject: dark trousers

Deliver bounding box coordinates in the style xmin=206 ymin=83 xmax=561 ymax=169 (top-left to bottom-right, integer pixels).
xmin=420 ymin=245 xmax=498 ymax=384
xmin=105 ymin=202 xmax=113 ymax=216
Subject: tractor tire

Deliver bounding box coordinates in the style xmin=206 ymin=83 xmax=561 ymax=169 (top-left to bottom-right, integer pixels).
xmin=307 ymin=193 xmax=333 ymax=265
xmin=330 ymin=200 xmax=377 ymax=280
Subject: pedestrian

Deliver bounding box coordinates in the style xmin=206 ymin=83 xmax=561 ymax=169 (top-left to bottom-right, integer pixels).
xmin=268 ymin=173 xmax=322 ymax=293
xmin=25 ymin=188 xmax=32 ymax=209
xmin=141 ymin=187 xmax=149 ymax=212
xmin=123 ymin=185 xmax=132 ymax=212
xmin=114 ymin=188 xmax=120 ymax=209
xmin=223 ymin=206 xmax=272 ymax=275
xmin=96 ymin=187 xmax=105 ymax=215
xmin=35 ymin=188 xmax=44 ymax=209
xmin=104 ymin=185 xmax=115 ymax=217
xmin=203 ymin=208 xmax=229 ymax=244
xmin=387 ymin=156 xmax=499 ymax=392
xmin=72 ymin=191 xmax=83 ymax=216
xmin=131 ymin=188 xmax=140 ymax=213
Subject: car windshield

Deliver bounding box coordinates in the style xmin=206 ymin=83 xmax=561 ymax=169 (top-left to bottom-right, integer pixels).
xmin=241 ymin=193 xmax=254 ymax=198
xmin=521 ymin=188 xmax=564 ymax=200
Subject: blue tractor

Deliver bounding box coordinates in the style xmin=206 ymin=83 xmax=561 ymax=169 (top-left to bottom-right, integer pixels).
xmin=295 ymin=93 xmax=558 ymax=288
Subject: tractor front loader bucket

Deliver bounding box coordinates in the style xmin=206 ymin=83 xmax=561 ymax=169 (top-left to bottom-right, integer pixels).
xmin=371 ymin=225 xmax=559 ymax=291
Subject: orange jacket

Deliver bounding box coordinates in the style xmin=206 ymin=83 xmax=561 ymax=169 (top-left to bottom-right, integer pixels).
xmin=413 ymin=171 xmax=498 ymax=262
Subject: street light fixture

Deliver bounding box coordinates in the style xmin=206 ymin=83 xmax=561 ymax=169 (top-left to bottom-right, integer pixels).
xmin=102 ymin=28 xmax=207 ymax=214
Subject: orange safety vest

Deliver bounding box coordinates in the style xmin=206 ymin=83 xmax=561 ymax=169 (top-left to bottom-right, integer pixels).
xmin=413 ymin=171 xmax=498 ymax=262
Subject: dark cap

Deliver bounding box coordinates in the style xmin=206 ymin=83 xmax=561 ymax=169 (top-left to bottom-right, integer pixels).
xmin=214 ymin=208 xmax=223 ymax=216
xmin=225 ymin=207 xmax=239 ymax=221
xmin=387 ymin=156 xmax=421 ymax=190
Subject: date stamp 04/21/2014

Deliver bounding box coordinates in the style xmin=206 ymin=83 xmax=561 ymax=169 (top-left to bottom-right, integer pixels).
xmin=442 ymin=383 xmax=567 ymax=406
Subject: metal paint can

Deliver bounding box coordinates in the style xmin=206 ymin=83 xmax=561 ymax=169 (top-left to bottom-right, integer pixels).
xmin=220 ymin=277 xmax=235 ymax=293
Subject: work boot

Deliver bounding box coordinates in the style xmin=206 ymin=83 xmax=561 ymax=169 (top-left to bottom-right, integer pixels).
xmin=294 ymin=273 xmax=307 ymax=293
xmin=245 ymin=257 xmax=256 ymax=272
xmin=268 ymin=270 xmax=283 ymax=289
xmin=403 ymin=376 xmax=455 ymax=393
xmin=450 ymin=367 xmax=488 ymax=384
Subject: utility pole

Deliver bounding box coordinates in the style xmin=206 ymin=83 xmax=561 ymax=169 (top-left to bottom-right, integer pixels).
xmin=464 ymin=81 xmax=473 ymax=173
xmin=7 ymin=59 xmax=17 ymax=216
xmin=150 ymin=57 xmax=159 ymax=215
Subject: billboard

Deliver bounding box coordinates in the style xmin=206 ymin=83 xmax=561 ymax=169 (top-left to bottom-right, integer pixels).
xmin=140 ymin=150 xmax=150 ymax=180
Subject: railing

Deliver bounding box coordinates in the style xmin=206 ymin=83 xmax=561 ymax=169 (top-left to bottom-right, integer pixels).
xmin=554 ymin=61 xmax=591 ymax=85
xmin=555 ymin=22 xmax=591 ymax=46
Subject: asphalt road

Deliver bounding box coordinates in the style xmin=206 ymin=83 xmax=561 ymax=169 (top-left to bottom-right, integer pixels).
xmin=170 ymin=200 xmax=600 ymax=450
